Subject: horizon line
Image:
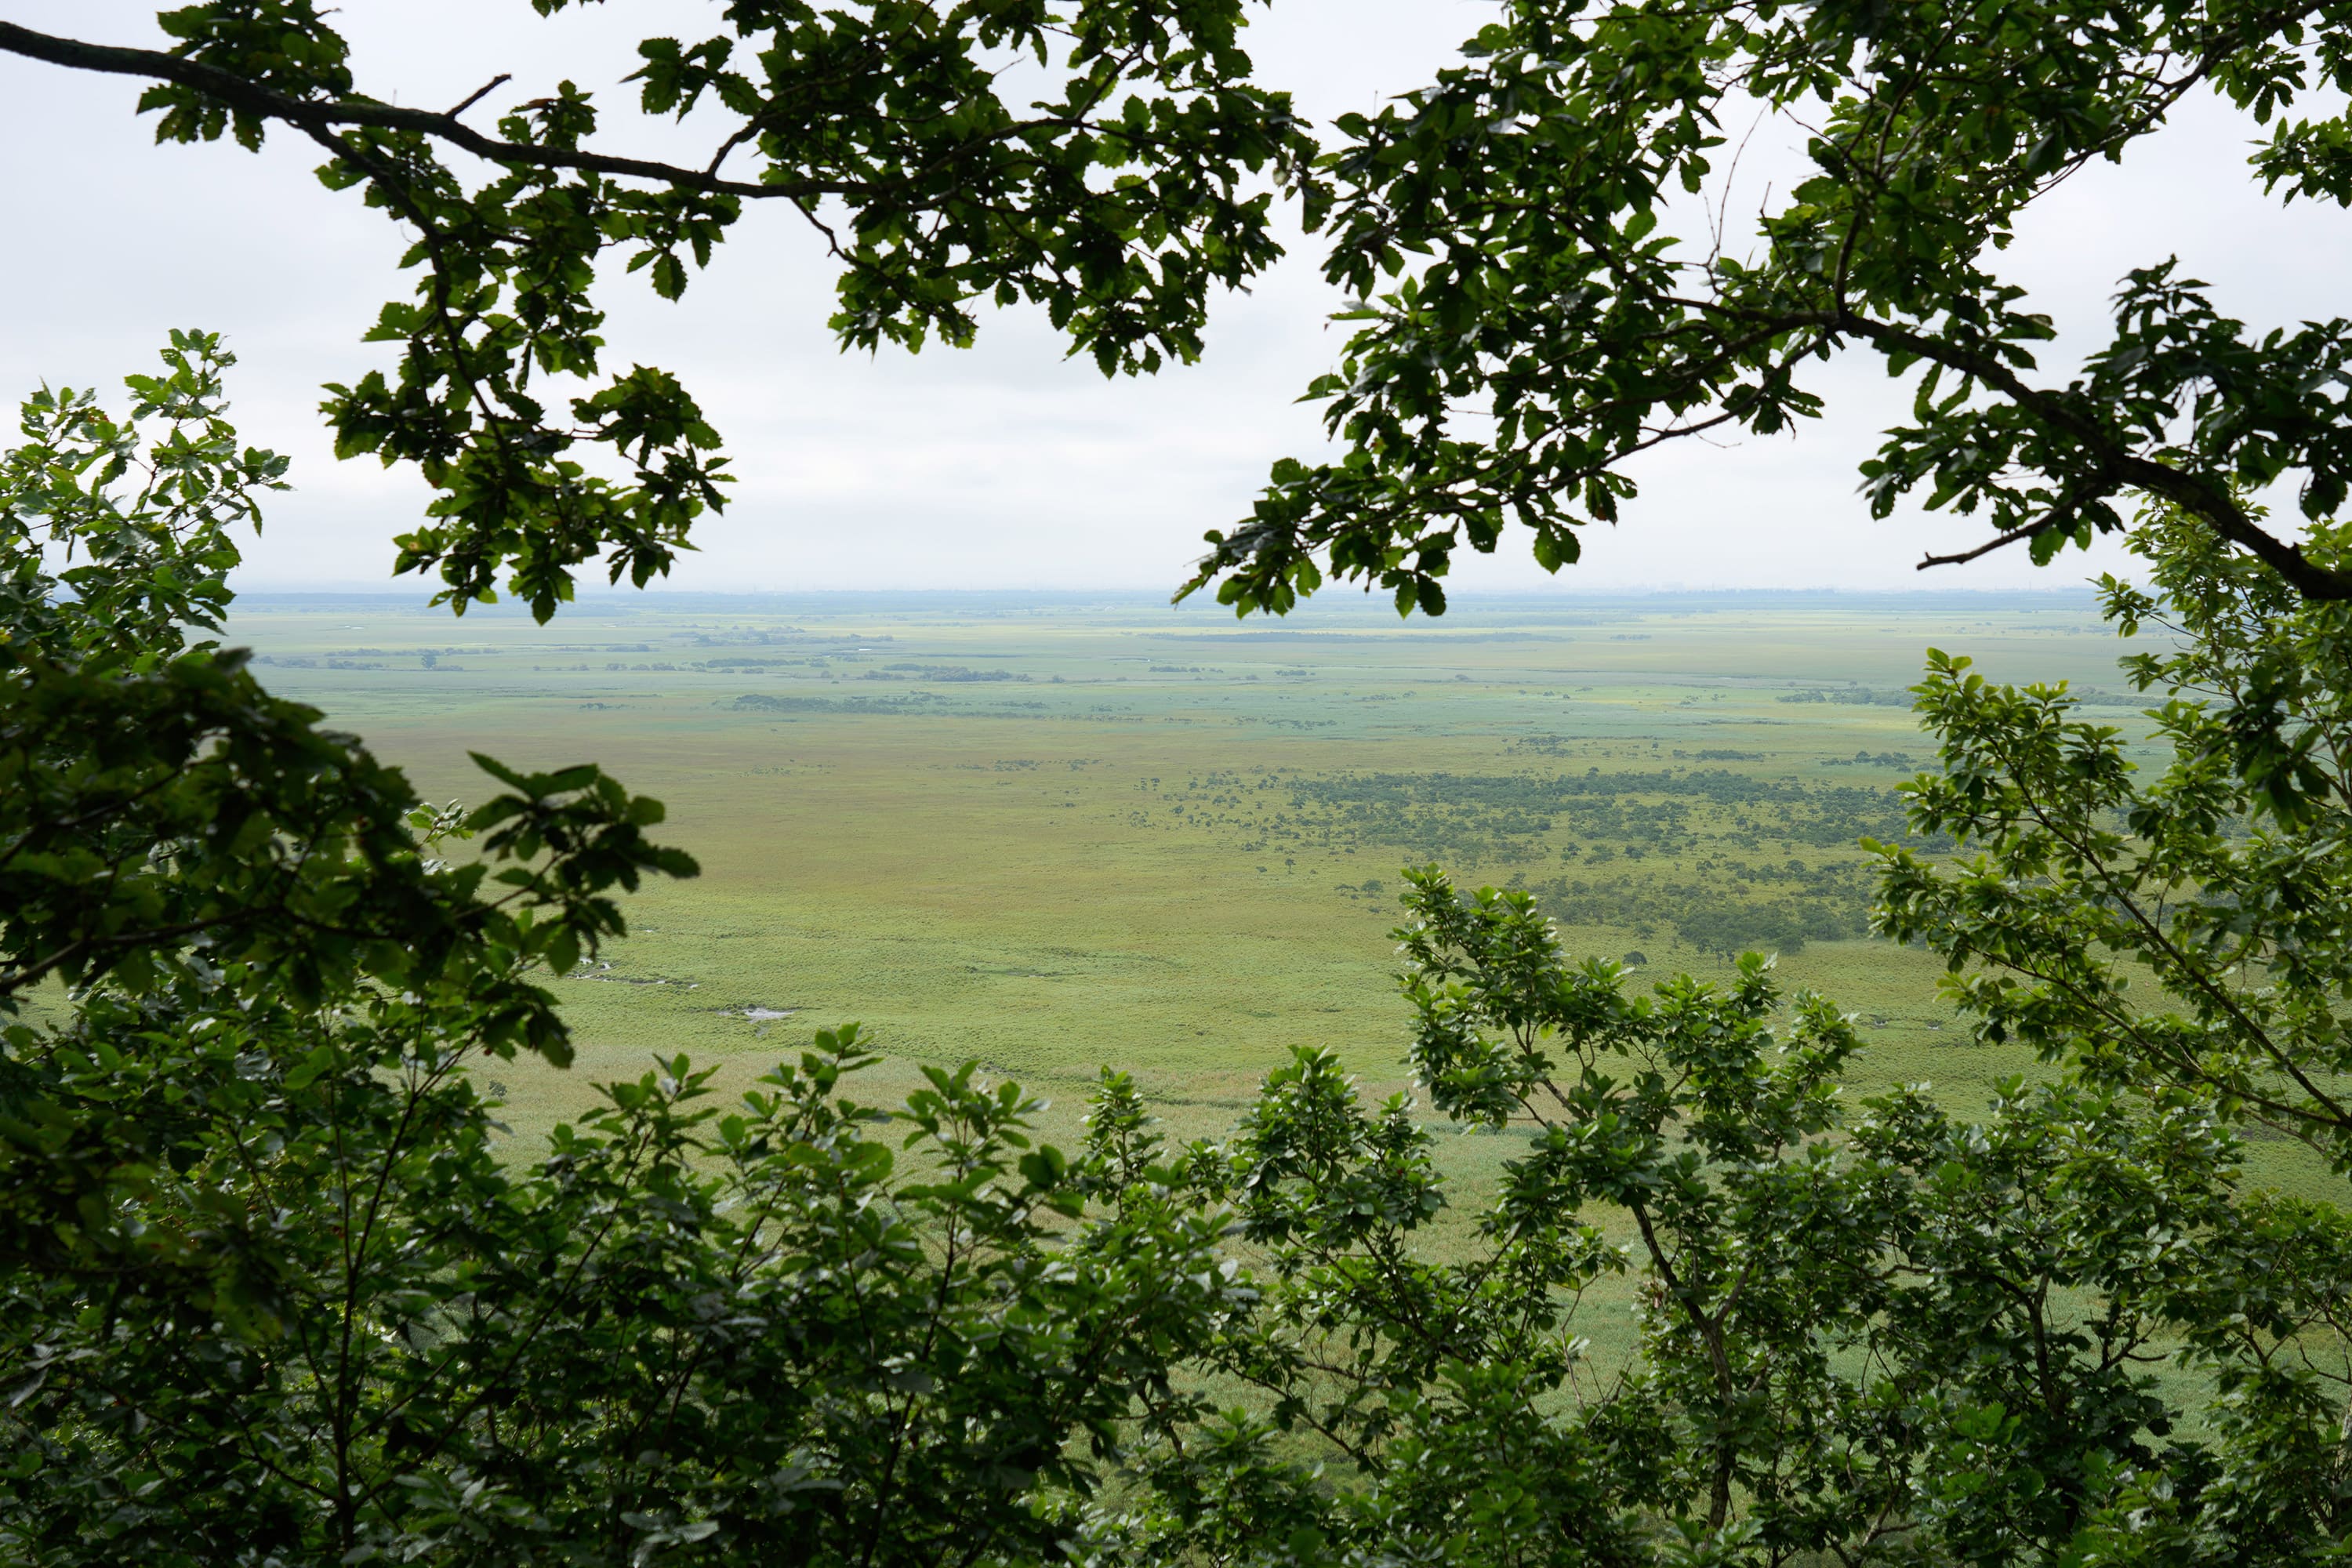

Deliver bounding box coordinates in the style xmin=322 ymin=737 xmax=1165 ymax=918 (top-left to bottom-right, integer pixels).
xmin=223 ymin=582 xmax=2108 ymax=601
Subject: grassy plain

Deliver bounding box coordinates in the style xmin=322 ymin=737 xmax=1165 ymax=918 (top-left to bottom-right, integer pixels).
xmin=209 ymin=585 xmax=2330 ymax=1410
xmin=219 ymin=589 xmax=2175 ymax=1118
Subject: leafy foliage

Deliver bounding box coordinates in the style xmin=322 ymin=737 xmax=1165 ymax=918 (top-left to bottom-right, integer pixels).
xmin=1881 ymin=500 xmax=2352 ymax=1166
xmin=2 ymin=1014 xmax=1254 ymax=1566
xmin=0 ymin=336 xmax=691 ymax=1064
xmin=1861 ymin=500 xmax=2352 ymax=1552
xmin=1056 ymin=867 xmax=2351 ymax=1566
xmin=9 ymin=344 xmax=2352 ymax=1564
xmin=0 ymin=347 xmax=1253 ymax=1566
xmin=0 ymin=2 xmax=1314 ymax=619
xmin=1186 ymin=0 xmax=2352 ymax=615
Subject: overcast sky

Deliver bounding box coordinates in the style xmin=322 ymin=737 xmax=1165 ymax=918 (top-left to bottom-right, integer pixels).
xmin=2 ymin=2 xmax=2343 ymax=599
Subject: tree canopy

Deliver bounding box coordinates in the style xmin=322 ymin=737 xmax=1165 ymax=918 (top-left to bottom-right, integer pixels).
xmin=15 ymin=2 xmax=2352 ymax=619
xmin=1189 ymin=0 xmax=2352 ymax=615
xmin=9 ymin=2 xmax=2352 ymax=1563
xmin=0 ymin=1 xmax=1313 ymax=619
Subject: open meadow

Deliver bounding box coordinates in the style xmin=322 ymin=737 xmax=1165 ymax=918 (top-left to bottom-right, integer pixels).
xmin=182 ymin=588 xmax=2347 ymax=1401
xmin=219 ymin=591 xmax=2234 ymax=1119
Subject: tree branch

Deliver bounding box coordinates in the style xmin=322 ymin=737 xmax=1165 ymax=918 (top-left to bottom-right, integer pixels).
xmin=1917 ymin=524 xmax=2038 ymax=572
xmin=1917 ymin=475 xmax=2110 ymax=573
xmin=445 ymin=73 xmax=510 ymax=119
xmin=0 ymin=20 xmax=816 ymax=201
xmin=1834 ymin=314 xmax=2352 ymax=598
xmin=1674 ymin=298 xmax=2352 ymax=601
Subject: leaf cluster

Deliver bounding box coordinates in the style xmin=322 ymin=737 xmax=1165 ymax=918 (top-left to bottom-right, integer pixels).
xmin=0 ymin=347 xmax=1247 ymax=1566
xmin=1185 ymin=0 xmax=2352 ymax=616
xmin=0 ymin=1 xmax=1315 ymax=619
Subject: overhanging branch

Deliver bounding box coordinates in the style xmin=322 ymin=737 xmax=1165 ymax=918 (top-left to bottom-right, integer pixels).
xmin=0 ymin=20 xmax=820 ymax=201
xmin=1917 ymin=474 xmax=2110 ymax=575
xmin=1670 ymin=297 xmax=2352 ymax=601
xmin=1917 ymin=524 xmax=2039 ymax=572
xmin=1830 ymin=313 xmax=2352 ymax=600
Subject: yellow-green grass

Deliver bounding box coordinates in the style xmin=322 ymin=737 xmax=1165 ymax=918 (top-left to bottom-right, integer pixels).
xmin=215 ymin=589 xmax=2329 ymax=1216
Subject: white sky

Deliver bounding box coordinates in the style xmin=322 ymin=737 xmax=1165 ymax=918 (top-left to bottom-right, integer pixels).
xmin=1 ymin=2 xmax=2343 ymax=599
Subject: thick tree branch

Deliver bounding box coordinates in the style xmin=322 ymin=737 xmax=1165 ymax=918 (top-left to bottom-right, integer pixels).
xmin=1829 ymin=314 xmax=2352 ymax=599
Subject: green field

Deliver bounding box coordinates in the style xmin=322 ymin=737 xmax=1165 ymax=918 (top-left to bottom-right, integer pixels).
xmin=205 ymin=586 xmax=2332 ymax=1390
xmin=216 ymin=590 xmax=2179 ymax=1123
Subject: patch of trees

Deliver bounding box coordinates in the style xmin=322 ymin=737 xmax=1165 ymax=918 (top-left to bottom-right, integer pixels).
xmin=1527 ymin=872 xmax=1871 ymax=956
xmin=1278 ymin=766 xmax=1923 ymax=845
xmin=1130 ymin=762 xmax=1942 ymax=946
xmin=1778 ymin=686 xmax=1914 ymax=706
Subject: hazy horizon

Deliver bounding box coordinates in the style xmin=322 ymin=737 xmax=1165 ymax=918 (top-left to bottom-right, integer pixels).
xmin=223 ymin=583 xmax=2116 ymax=612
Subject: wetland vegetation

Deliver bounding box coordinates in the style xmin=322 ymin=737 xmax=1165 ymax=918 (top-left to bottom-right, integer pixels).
xmin=213 ymin=588 xmax=2137 ymax=1138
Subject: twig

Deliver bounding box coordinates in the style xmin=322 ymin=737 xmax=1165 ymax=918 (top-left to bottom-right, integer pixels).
xmin=1918 ymin=524 xmax=2040 ymax=572
xmin=445 ymin=73 xmax=510 ymax=118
